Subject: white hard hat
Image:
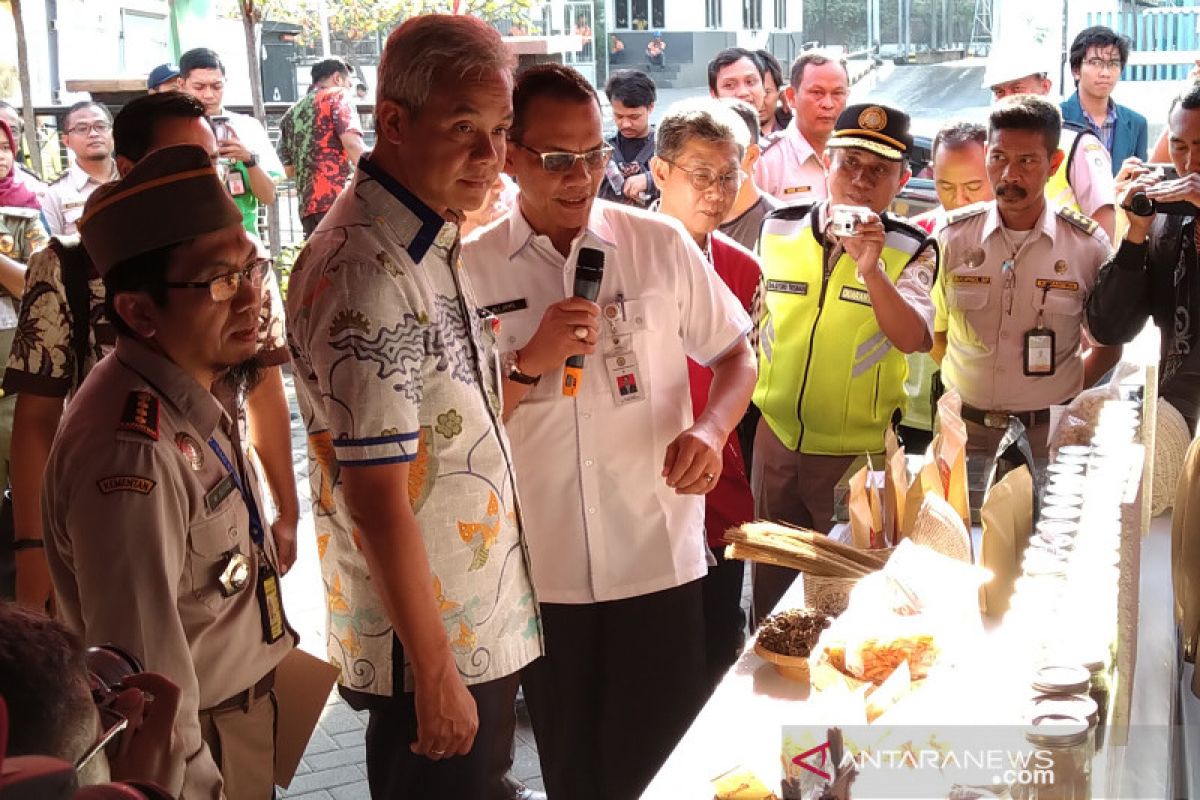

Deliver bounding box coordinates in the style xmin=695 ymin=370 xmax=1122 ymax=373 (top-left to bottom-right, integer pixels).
xmin=981 ymin=48 xmax=1056 ymax=90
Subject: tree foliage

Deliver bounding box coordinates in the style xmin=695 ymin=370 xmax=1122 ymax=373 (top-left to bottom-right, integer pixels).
xmin=219 ymin=0 xmax=535 ymax=45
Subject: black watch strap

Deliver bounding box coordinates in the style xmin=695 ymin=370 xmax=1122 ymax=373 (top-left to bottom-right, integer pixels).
xmin=508 ymin=365 xmax=541 ymax=385
xmin=244 ymin=154 xmax=258 ymax=169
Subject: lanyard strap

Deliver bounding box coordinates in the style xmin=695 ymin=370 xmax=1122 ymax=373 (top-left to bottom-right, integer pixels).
xmin=208 ymin=437 xmax=265 ymax=547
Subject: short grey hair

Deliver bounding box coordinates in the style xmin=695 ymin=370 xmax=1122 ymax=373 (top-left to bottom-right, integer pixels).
xmin=377 ymin=15 xmax=515 ymax=113
xmin=656 ymin=98 xmax=751 ymax=163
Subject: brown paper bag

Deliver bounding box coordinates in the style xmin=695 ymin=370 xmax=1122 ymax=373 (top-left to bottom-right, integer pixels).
xmin=902 ymin=443 xmax=940 ymax=538
xmin=979 ymin=465 xmax=1034 ymax=616
xmin=934 ymin=390 xmax=970 ymax=530
xmin=848 ymin=465 xmax=885 ymax=549
xmin=882 ymin=428 xmax=907 ymax=546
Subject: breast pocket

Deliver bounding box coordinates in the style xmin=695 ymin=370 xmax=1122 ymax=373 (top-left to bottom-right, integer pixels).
xmin=1037 ymin=290 xmax=1083 ymax=331
xmin=948 ymin=284 xmax=990 ymax=313
xmin=187 ymin=496 xmax=244 ymax=613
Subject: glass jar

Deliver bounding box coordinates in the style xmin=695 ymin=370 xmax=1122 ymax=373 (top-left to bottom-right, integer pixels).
xmin=1046 ymin=462 xmax=1085 ymax=477
xmin=1036 ymin=519 xmax=1080 ymax=539
xmin=1041 ymin=504 xmax=1083 ymax=523
xmin=1023 ymin=714 xmax=1092 ymax=800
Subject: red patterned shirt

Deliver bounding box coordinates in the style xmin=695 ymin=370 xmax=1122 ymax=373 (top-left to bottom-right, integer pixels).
xmin=277 ymin=86 xmax=363 ymax=218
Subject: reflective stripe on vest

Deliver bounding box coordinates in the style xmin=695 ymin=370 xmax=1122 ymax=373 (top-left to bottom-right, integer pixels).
xmin=1046 ymin=127 xmax=1082 ymax=214
xmin=753 ymin=210 xmax=924 ymax=455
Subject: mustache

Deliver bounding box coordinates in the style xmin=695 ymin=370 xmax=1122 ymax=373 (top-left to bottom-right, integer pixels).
xmin=995 ymin=183 xmax=1028 ymax=199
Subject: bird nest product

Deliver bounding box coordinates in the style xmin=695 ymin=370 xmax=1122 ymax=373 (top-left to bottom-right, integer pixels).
xmin=1153 ymin=398 xmax=1190 ymax=517
xmin=757 ymin=608 xmax=833 ymax=657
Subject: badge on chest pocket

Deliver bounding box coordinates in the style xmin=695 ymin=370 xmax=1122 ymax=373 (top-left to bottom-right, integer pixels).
xmin=1024 ymin=327 xmax=1056 ymax=376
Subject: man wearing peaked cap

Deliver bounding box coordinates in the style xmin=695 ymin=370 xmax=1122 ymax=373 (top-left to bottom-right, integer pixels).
xmin=750 ymin=101 xmax=940 ymax=619
xmin=41 ymin=143 xmax=297 ymax=800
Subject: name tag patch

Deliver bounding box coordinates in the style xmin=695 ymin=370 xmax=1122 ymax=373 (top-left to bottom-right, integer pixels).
xmin=97 ymin=475 xmax=156 ymax=495
xmin=205 ymin=473 xmax=236 ymax=512
xmin=483 ymin=298 xmax=528 ymax=315
xmin=766 ymin=279 xmax=808 ymax=295
xmin=1035 ymin=279 xmax=1080 ymax=292
xmin=838 ymin=286 xmax=872 ymax=306
xmin=783 ymin=185 xmax=812 ymax=195
xmin=951 ymin=275 xmax=992 ymax=285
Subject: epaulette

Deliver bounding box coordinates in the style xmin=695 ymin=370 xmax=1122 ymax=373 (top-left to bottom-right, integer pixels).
xmin=764 ymin=200 xmax=816 ymax=222
xmin=1056 ymin=206 xmax=1099 ymax=236
xmin=944 ymin=202 xmax=989 ymax=226
xmin=759 ymin=130 xmax=785 ymax=153
xmin=117 ymin=390 xmax=159 ymax=440
xmin=882 ymin=212 xmax=928 ymax=241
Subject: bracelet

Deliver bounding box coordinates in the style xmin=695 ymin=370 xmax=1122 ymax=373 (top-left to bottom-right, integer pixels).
xmin=12 ymin=539 xmax=45 ymax=550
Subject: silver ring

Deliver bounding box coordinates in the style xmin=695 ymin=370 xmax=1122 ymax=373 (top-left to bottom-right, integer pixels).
xmin=431 ymin=749 xmax=446 ymax=756
xmin=574 ymin=326 xmax=589 ymax=340
xmin=703 ymin=472 xmax=716 ymax=482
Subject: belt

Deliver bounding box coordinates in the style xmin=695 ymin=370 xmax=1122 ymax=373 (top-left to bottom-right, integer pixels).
xmin=961 ymin=404 xmax=1052 ymax=430
xmin=204 ymin=669 xmax=276 ymax=714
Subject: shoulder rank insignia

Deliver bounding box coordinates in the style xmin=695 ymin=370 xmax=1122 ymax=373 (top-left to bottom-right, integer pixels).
xmin=118 ymin=391 xmax=159 ymax=440
xmin=945 ymin=203 xmax=988 ymax=226
xmin=1056 ymin=206 xmax=1099 ymax=236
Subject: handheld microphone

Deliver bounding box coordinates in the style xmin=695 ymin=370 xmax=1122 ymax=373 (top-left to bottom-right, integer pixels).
xmin=562 ymin=247 xmax=606 ymax=396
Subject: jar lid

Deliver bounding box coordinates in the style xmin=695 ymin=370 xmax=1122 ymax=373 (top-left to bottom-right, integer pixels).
xmin=1046 ymin=462 xmax=1085 ymax=476
xmin=1024 ymin=714 xmax=1090 ymax=747
xmin=1030 ymin=694 xmax=1099 ymax=725
xmin=1032 ymin=532 xmax=1074 ymax=551
xmin=1041 ymin=504 xmax=1083 ymax=522
xmin=1031 ymin=664 xmax=1091 ymax=695
xmin=1057 ymin=445 xmax=1093 ymax=458
xmin=1036 ymin=519 xmax=1079 ymax=537
xmin=1042 ymin=492 xmax=1083 ymax=508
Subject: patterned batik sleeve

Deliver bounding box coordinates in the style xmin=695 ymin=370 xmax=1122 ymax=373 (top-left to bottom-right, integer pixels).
xmin=254 ymin=266 xmax=290 ymax=368
xmin=3 ymin=247 xmax=74 ymax=396
xmin=306 ymin=258 xmax=425 ymax=467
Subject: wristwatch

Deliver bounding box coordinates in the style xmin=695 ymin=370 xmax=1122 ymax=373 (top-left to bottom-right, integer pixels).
xmin=502 ymin=351 xmax=540 ymax=385
xmin=243 ymin=153 xmax=259 ymax=169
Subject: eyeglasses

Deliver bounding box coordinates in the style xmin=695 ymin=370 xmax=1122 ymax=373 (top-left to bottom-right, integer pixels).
xmin=74 ymin=705 xmax=128 ymax=773
xmin=663 ymin=159 xmax=745 ymax=196
xmin=513 ymin=141 xmax=613 ymax=173
xmin=166 ymin=258 xmax=270 ymax=302
xmin=67 ymin=121 xmax=112 ymax=136
xmin=1084 ymin=57 xmax=1122 ymax=72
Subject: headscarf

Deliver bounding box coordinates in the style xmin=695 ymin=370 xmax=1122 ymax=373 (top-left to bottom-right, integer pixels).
xmin=0 ymin=118 xmax=41 ymax=210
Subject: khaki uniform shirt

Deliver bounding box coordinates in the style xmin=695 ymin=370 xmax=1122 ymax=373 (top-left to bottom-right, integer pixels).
xmin=1067 ymin=131 xmax=1115 ymax=220
xmin=41 ymin=160 xmax=118 ymax=236
xmin=753 ymin=123 xmax=830 ymax=204
xmin=43 ymin=338 xmax=295 ymax=800
xmin=4 ymin=242 xmax=288 ymax=399
xmin=934 ymin=202 xmax=1111 ymax=413
xmin=287 ymin=157 xmax=542 ymax=697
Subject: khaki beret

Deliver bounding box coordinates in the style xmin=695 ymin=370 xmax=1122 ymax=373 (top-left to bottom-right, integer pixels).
xmin=79 ymin=144 xmax=242 ymax=276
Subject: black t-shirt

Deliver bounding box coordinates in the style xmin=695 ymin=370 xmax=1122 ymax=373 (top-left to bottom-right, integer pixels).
xmin=615 ymin=132 xmax=652 ymax=167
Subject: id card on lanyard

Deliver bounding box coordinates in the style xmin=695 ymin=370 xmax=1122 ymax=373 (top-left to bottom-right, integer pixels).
xmin=208 ymin=438 xmax=285 ymax=643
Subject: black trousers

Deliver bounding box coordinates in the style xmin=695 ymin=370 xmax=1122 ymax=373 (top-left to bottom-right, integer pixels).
xmin=340 ymin=637 xmax=520 ymax=800
xmin=301 ymin=211 xmax=327 ymax=238
xmin=701 ymin=548 xmax=746 ymax=691
xmin=522 ymin=580 xmax=706 ymax=800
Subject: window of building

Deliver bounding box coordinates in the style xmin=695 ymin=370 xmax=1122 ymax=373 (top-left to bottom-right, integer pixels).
xmin=774 ymin=0 xmax=787 ymax=28
xmin=614 ymin=0 xmax=664 ymax=29
xmin=706 ymin=0 xmax=723 ymax=28
xmin=743 ymin=0 xmax=762 ymax=30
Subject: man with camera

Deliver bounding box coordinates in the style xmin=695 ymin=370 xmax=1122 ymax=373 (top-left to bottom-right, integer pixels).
xmin=751 ymin=102 xmax=938 ymax=621
xmin=935 ymin=95 xmax=1119 ymax=459
xmin=179 ymin=48 xmax=283 ymax=235
xmin=0 ymin=602 xmax=181 ymax=797
xmin=1087 ymin=84 xmax=1200 ymax=430
xmin=40 ymin=145 xmax=296 ymax=800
